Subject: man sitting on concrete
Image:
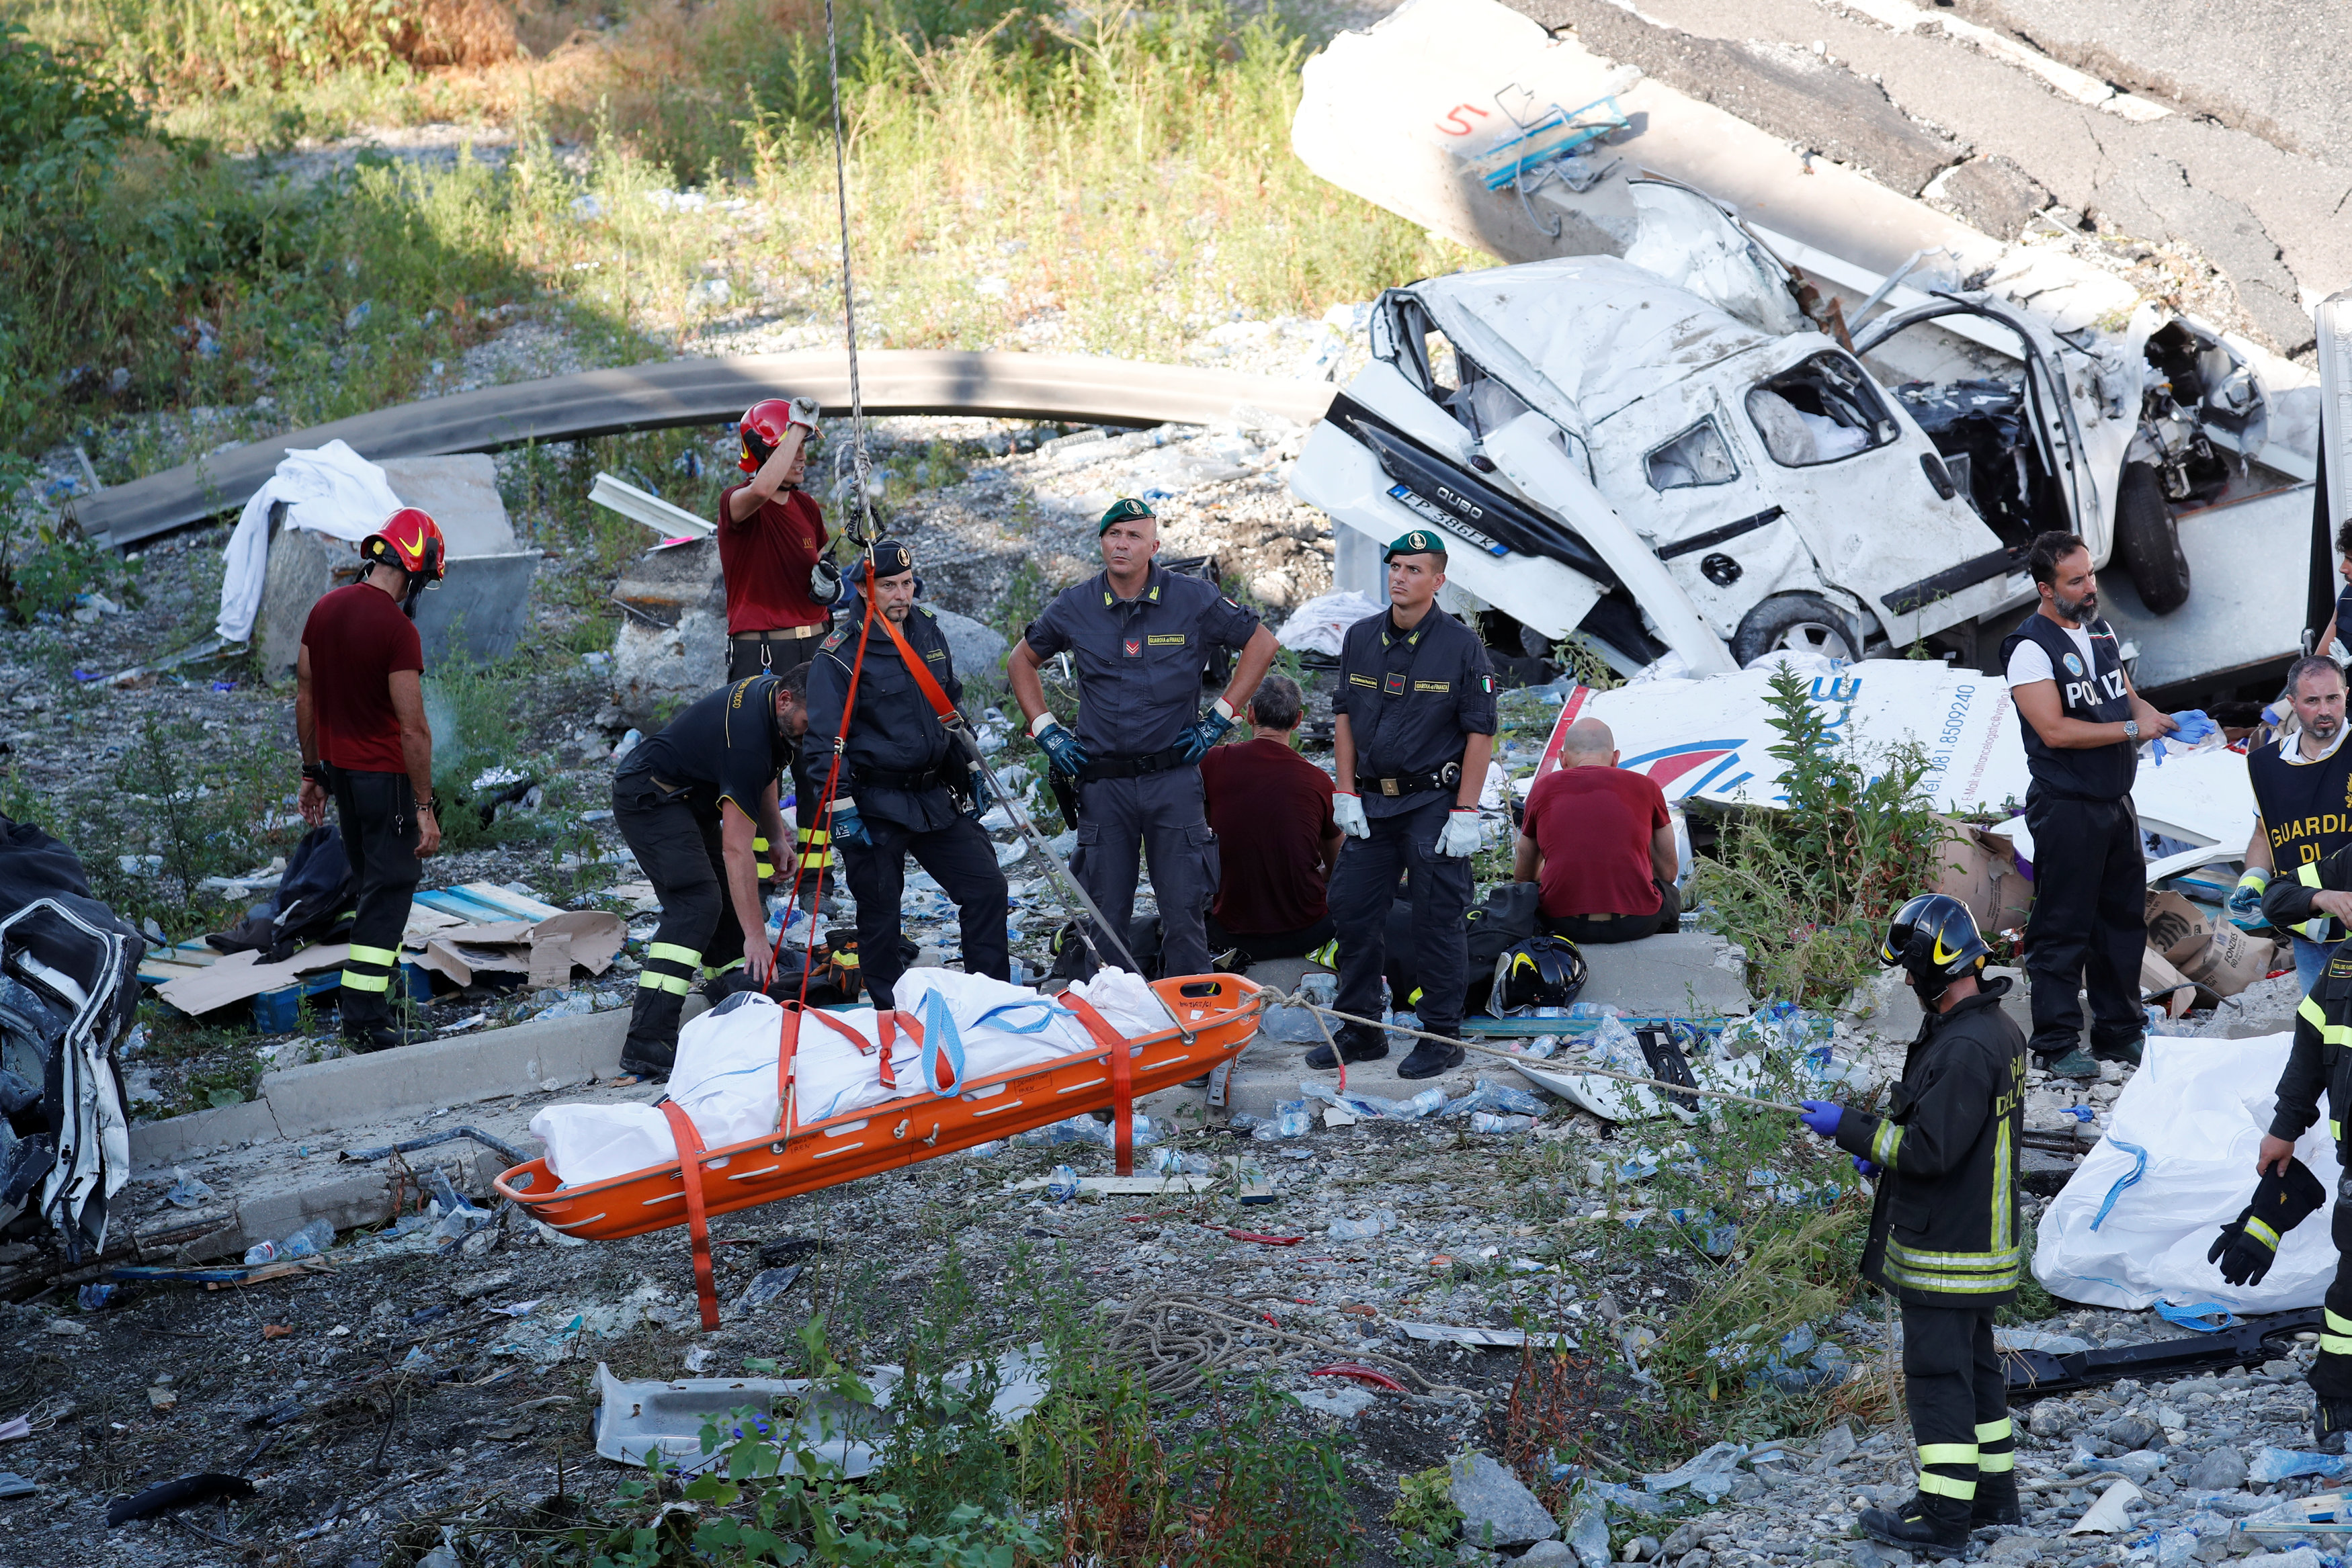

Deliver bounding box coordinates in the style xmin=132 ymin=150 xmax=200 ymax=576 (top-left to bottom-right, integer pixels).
xmin=1513 ymin=717 xmax=1681 ymax=943
xmin=1199 ymin=674 xmax=1342 ymax=965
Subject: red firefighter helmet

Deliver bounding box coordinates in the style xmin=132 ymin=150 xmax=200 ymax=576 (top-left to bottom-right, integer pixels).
xmin=360 ymin=507 xmax=447 ymax=582
xmin=739 ymin=398 xmax=798 ymax=474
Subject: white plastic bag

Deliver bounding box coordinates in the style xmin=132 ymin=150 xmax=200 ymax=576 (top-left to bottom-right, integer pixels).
xmin=2033 ymin=1033 xmax=2341 ymax=1313
xmin=1274 ymin=591 xmax=1383 ymax=656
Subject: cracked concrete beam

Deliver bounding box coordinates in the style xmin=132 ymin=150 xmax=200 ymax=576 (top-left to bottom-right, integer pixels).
xmin=1925 ymin=155 xmax=2054 ymax=241
xmin=1527 ymin=0 xmax=1963 ymax=195
xmin=2088 ymin=153 xmax=2316 ymax=355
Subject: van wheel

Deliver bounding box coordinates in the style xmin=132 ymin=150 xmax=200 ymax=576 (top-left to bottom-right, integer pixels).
xmin=2116 ymin=460 xmax=2190 ymax=614
xmin=1731 ymin=595 xmax=1861 ymax=665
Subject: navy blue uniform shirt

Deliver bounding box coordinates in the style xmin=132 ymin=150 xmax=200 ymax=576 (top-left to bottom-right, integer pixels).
xmin=1022 ymin=564 xmax=1261 ymax=755
xmin=1335 ymin=608 xmax=1497 ymax=818
xmin=622 ymin=675 xmax=792 ymax=820
xmin=802 ymin=597 xmax=967 ymax=832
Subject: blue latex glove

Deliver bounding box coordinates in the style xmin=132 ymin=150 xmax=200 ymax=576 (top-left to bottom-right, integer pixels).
xmin=2169 ymin=709 xmax=2218 ymax=744
xmin=1797 ymin=1099 xmax=1843 ymax=1138
xmin=831 ymin=799 xmax=874 ymax=848
xmin=1853 ymin=1156 xmax=1880 ymax=1178
xmin=1176 ymin=707 xmax=1234 ymax=763
xmin=1035 ymin=721 xmax=1089 ymax=776
xmin=2226 ymin=869 xmax=2271 ymax=932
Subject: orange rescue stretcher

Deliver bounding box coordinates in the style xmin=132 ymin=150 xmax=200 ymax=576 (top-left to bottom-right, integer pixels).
xmin=495 ymin=974 xmax=1264 ymax=1327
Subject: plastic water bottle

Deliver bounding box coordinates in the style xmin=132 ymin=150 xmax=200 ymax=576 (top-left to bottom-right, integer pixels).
xmin=613 ymin=728 xmax=643 ymax=763
xmin=278 ymin=1217 xmax=334 ymax=1259
xmin=1471 ymin=1112 xmax=1537 ymax=1134
xmin=1045 ymin=1164 xmax=1080 ymax=1203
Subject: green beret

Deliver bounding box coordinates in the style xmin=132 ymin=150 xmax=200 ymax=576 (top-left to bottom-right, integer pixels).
xmin=1384 ymin=529 xmax=1447 ymax=561
xmin=1099 ymin=496 xmax=1155 ymax=535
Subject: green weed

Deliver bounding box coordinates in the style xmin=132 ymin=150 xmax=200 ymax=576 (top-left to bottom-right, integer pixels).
xmin=1692 ymin=666 xmax=1956 ymax=1004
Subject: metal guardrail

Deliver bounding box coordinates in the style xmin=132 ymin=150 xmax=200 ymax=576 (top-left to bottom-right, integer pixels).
xmin=66 ymin=349 xmax=1341 ymax=549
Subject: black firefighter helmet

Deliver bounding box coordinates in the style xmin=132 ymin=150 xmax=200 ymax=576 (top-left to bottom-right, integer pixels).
xmin=1491 ymin=935 xmax=1589 ymax=1016
xmin=1878 ymin=893 xmax=1990 ymax=1002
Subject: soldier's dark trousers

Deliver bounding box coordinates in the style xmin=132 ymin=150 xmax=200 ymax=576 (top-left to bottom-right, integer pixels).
xmin=1068 ymin=769 xmax=1220 ymax=979
xmin=613 ymin=776 xmax=747 ymax=1078
xmin=325 ymin=765 xmax=421 ymax=1033
xmin=2021 ymin=790 xmax=2146 ymax=1057
xmin=841 ymin=813 xmax=1010 ymax=1008
xmin=1902 ymin=1303 xmax=2012 ymax=1507
xmin=1328 ymin=797 xmax=1472 ymax=1046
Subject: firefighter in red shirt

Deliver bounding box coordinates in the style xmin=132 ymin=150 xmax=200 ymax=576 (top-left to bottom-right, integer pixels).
xmin=720 ymin=396 xmax=839 ymax=897
xmin=294 ymin=509 xmax=446 ymax=1053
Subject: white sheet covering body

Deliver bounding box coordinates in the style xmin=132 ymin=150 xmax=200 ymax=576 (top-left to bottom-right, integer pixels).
xmin=530 ymin=968 xmax=1173 ymax=1186
xmin=2033 ymin=1033 xmax=2340 ymax=1313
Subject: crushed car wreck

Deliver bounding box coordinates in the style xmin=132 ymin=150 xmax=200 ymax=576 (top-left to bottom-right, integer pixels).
xmin=1295 ymin=179 xmax=2306 ymax=683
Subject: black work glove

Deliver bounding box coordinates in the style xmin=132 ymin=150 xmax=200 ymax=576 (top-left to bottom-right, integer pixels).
xmin=2209 ymin=1157 xmax=2326 ymax=1287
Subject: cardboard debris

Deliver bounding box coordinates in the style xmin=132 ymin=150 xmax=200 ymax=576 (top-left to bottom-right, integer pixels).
xmin=154 ymin=943 xmax=353 ymax=1016
xmin=413 ymin=911 xmax=626 ymax=989
xmin=2145 ymin=890 xmax=2275 ymax=1000
xmin=1933 ymin=816 xmax=2033 ymax=937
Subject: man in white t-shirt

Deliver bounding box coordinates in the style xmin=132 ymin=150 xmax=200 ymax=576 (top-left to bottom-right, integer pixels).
xmin=1997 ymin=531 xmax=2178 ymax=1080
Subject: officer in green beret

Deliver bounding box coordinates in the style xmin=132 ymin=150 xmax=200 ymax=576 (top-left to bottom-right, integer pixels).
xmin=1313 ymin=530 xmax=1497 ymax=1078
xmin=1008 ymin=497 xmax=1280 ymax=977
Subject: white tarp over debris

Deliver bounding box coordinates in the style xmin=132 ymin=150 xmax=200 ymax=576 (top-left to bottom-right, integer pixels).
xmin=1537 ymin=657 xmax=2256 ymax=848
xmin=2035 ymin=1034 xmax=2335 ymax=1313
xmin=214 ymin=439 xmax=404 ymax=644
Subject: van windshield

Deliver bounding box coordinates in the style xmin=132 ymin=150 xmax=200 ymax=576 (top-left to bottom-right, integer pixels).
xmin=1747 ymin=352 xmax=1896 ymax=468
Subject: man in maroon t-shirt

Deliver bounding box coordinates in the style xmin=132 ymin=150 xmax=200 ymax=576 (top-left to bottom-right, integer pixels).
xmin=1513 ymin=716 xmax=1681 ymax=944
xmin=1200 ymin=674 xmax=1343 ymax=964
xmin=720 ymin=395 xmax=837 ymax=894
xmin=296 ymin=508 xmax=444 ymax=1052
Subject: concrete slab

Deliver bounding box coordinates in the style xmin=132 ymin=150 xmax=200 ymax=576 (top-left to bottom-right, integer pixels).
xmin=1579 ymin=933 xmax=1753 ymax=1016
xmin=1220 ymin=1032 xmax=1485 ymax=1121
xmin=1843 ymin=967 xmax=2034 ymax=1043
xmin=128 ymin=1008 xmax=634 ymax=1171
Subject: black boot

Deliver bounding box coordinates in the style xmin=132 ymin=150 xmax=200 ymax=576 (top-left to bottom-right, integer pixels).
xmin=1305 ymin=1025 xmax=1388 ymax=1070
xmin=1858 ymin=1492 xmax=1972 ymax=1553
xmin=1970 ymin=1471 xmax=2021 ymax=1527
xmin=2316 ymin=1399 xmax=2352 ymax=1454
xmin=1396 ymin=1034 xmax=1466 ymax=1080
xmin=619 ymin=987 xmax=682 ymax=1081
xmin=339 ymin=1001 xmax=412 ymax=1054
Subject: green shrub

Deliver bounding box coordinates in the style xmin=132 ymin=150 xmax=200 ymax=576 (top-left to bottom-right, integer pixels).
xmin=1693 ymin=665 xmax=1956 ymax=1004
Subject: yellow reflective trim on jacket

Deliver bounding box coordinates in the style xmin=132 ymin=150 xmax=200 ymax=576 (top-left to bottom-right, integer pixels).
xmin=1991 ymin=1116 xmax=2015 ymax=1254
xmin=1917 ymin=1471 xmax=1977 ymax=1499
xmin=2323 ymin=1334 xmax=2352 ymax=1357
xmin=1871 ymin=1120 xmax=1903 ymax=1168
xmin=2298 ymin=994 xmax=2352 ymax=1046
xmin=1882 ymin=1238 xmax=2023 ymax=1295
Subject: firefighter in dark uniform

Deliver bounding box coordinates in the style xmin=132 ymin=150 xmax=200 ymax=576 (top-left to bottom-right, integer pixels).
xmin=1797 ymin=894 xmax=2029 ymax=1552
xmin=802 ymin=539 xmax=1009 ymax=1009
xmin=1008 ymin=498 xmax=1279 ymax=979
xmin=1312 ymin=530 xmax=1497 ymax=1081
xmin=2253 ymin=843 xmax=2352 ymax=1450
xmin=296 ymin=508 xmax=448 ymax=1053
xmin=2232 ymin=655 xmax=2352 ymax=994
xmin=611 ymin=669 xmax=810 ymax=1080
xmin=2000 ymin=530 xmax=2179 ymax=1080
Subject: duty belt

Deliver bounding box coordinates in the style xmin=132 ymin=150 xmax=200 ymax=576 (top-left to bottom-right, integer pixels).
xmin=730 ymin=623 xmax=826 ymax=642
xmin=1364 ymin=758 xmax=1462 ymax=798
xmin=851 ymin=762 xmax=955 ymax=793
xmin=1079 ymin=744 xmax=1192 ymax=783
